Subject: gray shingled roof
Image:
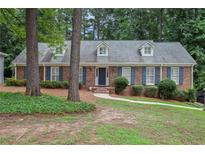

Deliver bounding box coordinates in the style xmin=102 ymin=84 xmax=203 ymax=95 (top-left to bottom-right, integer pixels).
xmin=12 ymin=40 xmax=196 ymax=65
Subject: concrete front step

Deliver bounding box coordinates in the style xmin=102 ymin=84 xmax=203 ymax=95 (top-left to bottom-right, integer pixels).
xmin=92 ymin=87 xmax=110 ymax=94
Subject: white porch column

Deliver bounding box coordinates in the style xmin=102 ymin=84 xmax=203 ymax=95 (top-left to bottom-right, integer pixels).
xmin=43 ymin=65 xmax=46 ymax=81
xmin=14 ymin=64 xmax=17 ymax=80
xmin=160 ymin=64 xmax=163 ymax=81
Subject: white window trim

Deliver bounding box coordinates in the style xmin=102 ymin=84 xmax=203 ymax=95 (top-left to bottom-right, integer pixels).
xmin=79 ymin=67 xmax=83 ymax=83
xmin=146 ymin=67 xmax=155 ymax=85
xmin=51 ymin=67 xmax=60 ymax=81
xmin=171 ymin=67 xmax=179 ymax=85
xmin=97 ymin=46 xmax=109 ymax=56
xmin=141 ymin=45 xmax=154 ymax=56
xmin=122 ymin=67 xmax=131 ymax=85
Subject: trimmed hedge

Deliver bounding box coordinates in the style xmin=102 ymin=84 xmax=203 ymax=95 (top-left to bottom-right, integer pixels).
xmin=40 ymin=80 xmax=69 ymax=89
xmin=132 ymin=85 xmax=143 ymax=96
xmin=158 ymin=79 xmax=177 ymax=99
xmin=5 ymin=78 xmax=70 ymax=89
xmin=144 ymin=86 xmax=158 ymax=97
xmin=114 ymin=76 xmax=129 ymax=94
xmin=5 ymin=78 xmax=26 ymax=86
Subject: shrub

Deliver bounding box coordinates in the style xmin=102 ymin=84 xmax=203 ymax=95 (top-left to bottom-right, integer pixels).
xmin=5 ymin=78 xmax=26 ymax=86
xmin=158 ymin=79 xmax=177 ymax=99
xmin=132 ymin=85 xmax=143 ymax=96
xmin=40 ymin=80 xmax=69 ymax=89
xmin=187 ymin=88 xmax=196 ymax=103
xmin=144 ymin=86 xmax=158 ymax=97
xmin=174 ymin=89 xmax=188 ymax=102
xmin=114 ymin=76 xmax=129 ymax=94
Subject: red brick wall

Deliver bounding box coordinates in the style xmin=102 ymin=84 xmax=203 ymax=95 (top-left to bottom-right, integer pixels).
xmin=85 ymin=66 xmax=95 ymax=87
xmin=162 ymin=66 xmax=192 ymax=90
xmin=39 ymin=66 xmax=44 ymax=80
xmin=178 ymin=67 xmax=192 ymax=90
xmin=16 ymin=66 xmax=44 ymax=80
xmin=16 ymin=65 xmax=192 ymax=90
xmin=62 ymin=66 xmax=70 ymax=81
xmin=109 ymin=66 xmax=118 ymax=86
xmin=136 ymin=66 xmax=142 ymax=84
xmin=16 ymin=66 xmax=24 ymax=79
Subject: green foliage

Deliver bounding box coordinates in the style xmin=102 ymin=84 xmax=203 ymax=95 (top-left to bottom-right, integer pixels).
xmin=40 ymin=80 xmax=69 ymax=89
xmin=0 ymin=92 xmax=95 ymax=114
xmin=5 ymin=78 xmax=26 ymax=86
xmin=187 ymin=88 xmax=197 ymax=103
xmin=144 ymin=86 xmax=158 ymax=97
xmin=5 ymin=78 xmax=69 ymax=89
xmin=174 ymin=89 xmax=188 ymax=102
xmin=114 ymin=76 xmax=129 ymax=94
xmin=132 ymin=85 xmax=143 ymax=96
xmin=158 ymin=79 xmax=177 ymax=99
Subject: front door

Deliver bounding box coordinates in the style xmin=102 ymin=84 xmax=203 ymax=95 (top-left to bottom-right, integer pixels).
xmin=98 ymin=68 xmax=106 ymax=85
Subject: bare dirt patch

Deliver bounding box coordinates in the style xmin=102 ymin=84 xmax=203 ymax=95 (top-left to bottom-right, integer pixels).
xmin=0 ymin=85 xmax=136 ymax=144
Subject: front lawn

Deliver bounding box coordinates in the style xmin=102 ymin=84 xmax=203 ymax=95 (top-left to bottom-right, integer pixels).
xmin=97 ymin=99 xmax=205 ymax=144
xmin=0 ymin=92 xmax=95 ymax=114
xmin=96 ymin=124 xmax=151 ymax=144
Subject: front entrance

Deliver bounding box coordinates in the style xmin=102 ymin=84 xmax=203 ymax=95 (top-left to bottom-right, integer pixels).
xmin=98 ymin=68 xmax=106 ymax=86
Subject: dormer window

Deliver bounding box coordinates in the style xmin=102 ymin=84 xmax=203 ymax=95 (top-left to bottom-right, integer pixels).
xmin=144 ymin=47 xmax=152 ymax=55
xmin=139 ymin=41 xmax=155 ymax=56
xmin=97 ymin=42 xmax=109 ymax=56
xmin=99 ymin=47 xmax=107 ymax=55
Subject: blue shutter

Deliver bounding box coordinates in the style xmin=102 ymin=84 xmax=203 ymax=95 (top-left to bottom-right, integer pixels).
xmin=179 ymin=67 xmax=184 ymax=85
xmin=167 ymin=67 xmax=171 ymax=79
xmin=142 ymin=66 xmax=146 ymax=85
xmin=155 ymin=66 xmax=160 ymax=84
xmin=46 ymin=66 xmax=51 ymax=80
xmin=24 ymin=66 xmax=27 ymax=79
xmin=131 ymin=67 xmax=136 ymax=85
xmin=59 ymin=66 xmax=63 ymax=81
xmin=117 ymin=67 xmax=122 ymax=76
xmin=83 ymin=67 xmax=86 ymax=85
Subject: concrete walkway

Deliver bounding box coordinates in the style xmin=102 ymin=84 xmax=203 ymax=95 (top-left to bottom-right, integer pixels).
xmin=93 ymin=93 xmax=204 ymax=111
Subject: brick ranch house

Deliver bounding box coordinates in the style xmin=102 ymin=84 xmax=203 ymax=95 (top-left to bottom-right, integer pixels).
xmin=12 ymin=40 xmax=196 ymax=93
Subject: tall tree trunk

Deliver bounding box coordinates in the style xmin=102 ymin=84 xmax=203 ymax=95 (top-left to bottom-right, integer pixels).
xmin=25 ymin=8 xmax=40 ymax=96
xmin=67 ymin=8 xmax=82 ymax=102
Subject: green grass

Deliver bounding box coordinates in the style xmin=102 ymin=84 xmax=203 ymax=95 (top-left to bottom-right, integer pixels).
xmin=96 ymin=124 xmax=151 ymax=144
xmin=0 ymin=92 xmax=95 ymax=114
xmin=123 ymin=96 xmax=200 ymax=108
xmin=97 ymin=99 xmax=205 ymax=144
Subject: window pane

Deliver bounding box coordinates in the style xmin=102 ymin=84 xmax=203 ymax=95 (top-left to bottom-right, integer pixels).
xmin=79 ymin=67 xmax=83 ymax=82
xmin=51 ymin=67 xmax=59 ymax=81
xmin=171 ymin=67 xmax=179 ymax=84
xmin=146 ymin=67 xmax=155 ymax=85
xmin=122 ymin=67 xmax=131 ymax=84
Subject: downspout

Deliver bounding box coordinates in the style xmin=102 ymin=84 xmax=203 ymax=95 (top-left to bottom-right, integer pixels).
xmin=191 ymin=64 xmax=194 ymax=88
